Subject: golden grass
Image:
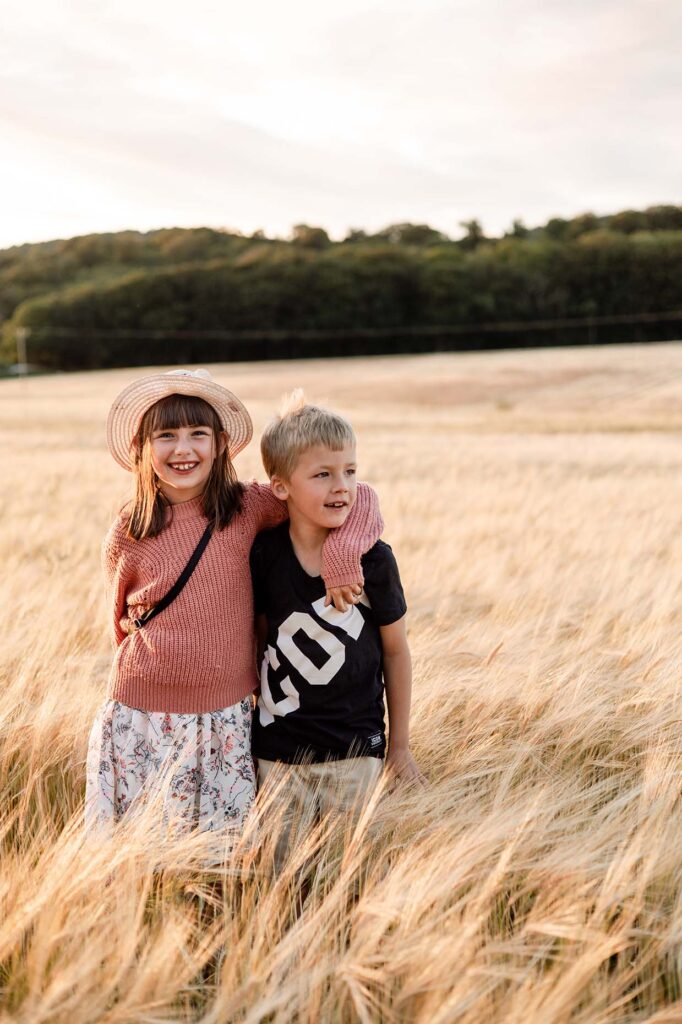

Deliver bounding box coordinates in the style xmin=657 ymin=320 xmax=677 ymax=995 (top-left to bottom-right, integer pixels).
xmin=2 ymin=342 xmax=682 ymax=1022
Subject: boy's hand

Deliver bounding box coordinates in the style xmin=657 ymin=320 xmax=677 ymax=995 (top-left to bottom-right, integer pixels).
xmin=325 ymin=583 xmax=363 ymax=612
xmin=385 ymin=746 xmax=427 ymax=788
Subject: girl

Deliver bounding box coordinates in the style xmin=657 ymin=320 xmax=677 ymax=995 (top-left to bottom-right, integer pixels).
xmin=85 ymin=368 xmax=381 ymax=838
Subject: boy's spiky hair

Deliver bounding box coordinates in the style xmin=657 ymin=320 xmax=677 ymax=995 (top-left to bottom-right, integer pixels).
xmin=260 ymin=389 xmax=356 ymax=480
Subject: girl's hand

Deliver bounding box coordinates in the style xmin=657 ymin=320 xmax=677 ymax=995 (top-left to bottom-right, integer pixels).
xmin=325 ymin=583 xmax=363 ymax=612
xmin=385 ymin=746 xmax=427 ymax=788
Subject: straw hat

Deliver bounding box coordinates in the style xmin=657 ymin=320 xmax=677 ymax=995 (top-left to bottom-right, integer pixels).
xmin=106 ymin=369 xmax=253 ymax=470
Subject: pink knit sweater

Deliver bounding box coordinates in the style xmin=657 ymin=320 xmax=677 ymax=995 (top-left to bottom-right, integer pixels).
xmin=102 ymin=481 xmax=382 ymax=713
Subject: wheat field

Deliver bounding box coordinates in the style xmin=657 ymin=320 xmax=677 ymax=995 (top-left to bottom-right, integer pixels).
xmin=2 ymin=342 xmax=682 ymax=1023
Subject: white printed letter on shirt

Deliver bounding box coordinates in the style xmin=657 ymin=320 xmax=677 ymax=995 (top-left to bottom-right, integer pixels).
xmin=257 ymin=598 xmax=367 ymax=725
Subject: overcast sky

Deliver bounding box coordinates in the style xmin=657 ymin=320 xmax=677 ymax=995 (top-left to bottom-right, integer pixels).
xmin=1 ymin=0 xmax=680 ymax=249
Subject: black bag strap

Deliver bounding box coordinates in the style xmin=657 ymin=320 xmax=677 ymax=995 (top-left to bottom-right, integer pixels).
xmin=132 ymin=522 xmax=214 ymax=630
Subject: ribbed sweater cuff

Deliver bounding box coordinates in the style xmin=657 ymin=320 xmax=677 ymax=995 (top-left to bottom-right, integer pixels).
xmin=321 ymin=482 xmax=383 ymax=588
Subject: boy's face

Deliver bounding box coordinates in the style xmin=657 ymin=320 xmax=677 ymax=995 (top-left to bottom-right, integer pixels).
xmin=272 ymin=443 xmax=357 ymax=532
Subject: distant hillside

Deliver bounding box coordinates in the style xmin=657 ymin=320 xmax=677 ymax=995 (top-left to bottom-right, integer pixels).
xmin=2 ymin=206 xmax=682 ymax=369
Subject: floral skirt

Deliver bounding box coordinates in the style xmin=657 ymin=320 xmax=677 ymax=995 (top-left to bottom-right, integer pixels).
xmin=85 ymin=696 xmax=256 ymax=839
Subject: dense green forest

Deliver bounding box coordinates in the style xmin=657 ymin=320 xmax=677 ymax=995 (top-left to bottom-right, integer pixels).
xmin=2 ymin=205 xmax=682 ymax=370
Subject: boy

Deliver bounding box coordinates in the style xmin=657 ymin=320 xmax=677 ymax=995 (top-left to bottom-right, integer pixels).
xmin=250 ymin=392 xmax=422 ymax=850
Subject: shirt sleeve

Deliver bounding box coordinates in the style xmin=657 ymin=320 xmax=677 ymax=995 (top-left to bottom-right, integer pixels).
xmin=101 ymin=519 xmax=132 ymax=647
xmin=320 ymin=482 xmax=384 ymax=590
xmin=244 ymin=481 xmax=289 ymax=531
xmin=361 ymin=540 xmax=407 ymax=626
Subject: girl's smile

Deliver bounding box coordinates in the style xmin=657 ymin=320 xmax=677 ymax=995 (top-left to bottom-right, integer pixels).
xmin=150 ymin=424 xmax=222 ymax=503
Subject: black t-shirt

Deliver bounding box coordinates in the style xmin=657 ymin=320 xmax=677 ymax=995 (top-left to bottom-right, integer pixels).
xmin=250 ymin=523 xmax=407 ymax=764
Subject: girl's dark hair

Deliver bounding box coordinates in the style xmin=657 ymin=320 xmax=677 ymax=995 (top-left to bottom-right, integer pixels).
xmin=125 ymin=394 xmax=244 ymax=540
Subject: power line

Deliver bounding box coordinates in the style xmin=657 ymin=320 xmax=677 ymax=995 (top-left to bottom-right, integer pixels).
xmin=16 ymin=308 xmax=682 ymax=342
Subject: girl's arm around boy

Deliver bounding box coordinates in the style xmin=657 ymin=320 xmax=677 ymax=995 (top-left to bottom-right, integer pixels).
xmin=248 ymin=479 xmax=383 ymax=612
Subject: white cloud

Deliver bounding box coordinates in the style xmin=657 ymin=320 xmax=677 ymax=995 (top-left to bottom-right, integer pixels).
xmin=0 ymin=0 xmax=680 ymax=247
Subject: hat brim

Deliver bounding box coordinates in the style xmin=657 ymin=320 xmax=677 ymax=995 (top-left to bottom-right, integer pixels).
xmin=106 ymin=373 xmax=253 ymax=470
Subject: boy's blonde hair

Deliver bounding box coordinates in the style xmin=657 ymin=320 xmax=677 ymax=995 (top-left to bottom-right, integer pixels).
xmin=261 ymin=389 xmax=356 ymax=480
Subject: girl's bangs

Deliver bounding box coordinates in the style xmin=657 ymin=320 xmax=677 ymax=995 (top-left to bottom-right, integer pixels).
xmin=143 ymin=395 xmax=221 ymax=435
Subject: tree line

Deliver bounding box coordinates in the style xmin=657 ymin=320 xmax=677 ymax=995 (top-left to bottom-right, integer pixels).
xmin=2 ymin=205 xmax=682 ymax=370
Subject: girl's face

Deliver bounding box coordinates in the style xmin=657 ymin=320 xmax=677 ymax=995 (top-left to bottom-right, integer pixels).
xmin=149 ymin=423 xmax=225 ymax=504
